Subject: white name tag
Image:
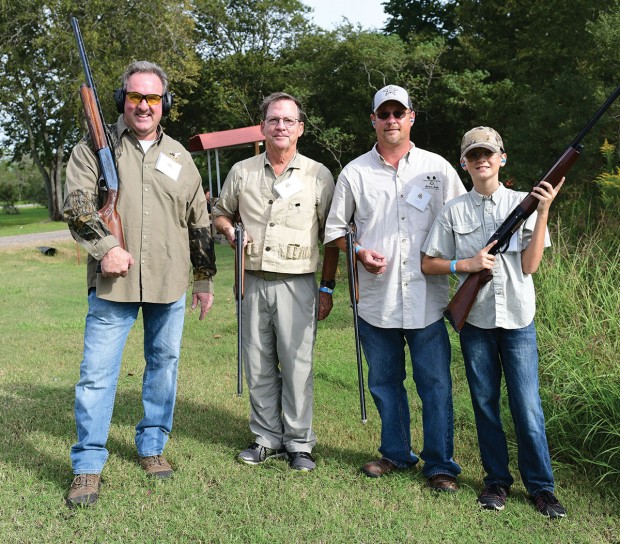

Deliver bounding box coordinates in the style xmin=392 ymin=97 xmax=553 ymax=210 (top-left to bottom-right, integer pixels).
xmin=406 ymin=189 xmax=431 ymax=211
xmin=274 ymin=175 xmax=303 ymax=199
xmin=156 ymin=152 xmax=182 ymax=181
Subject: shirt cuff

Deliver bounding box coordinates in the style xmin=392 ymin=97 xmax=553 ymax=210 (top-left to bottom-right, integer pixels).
xmin=192 ymin=278 xmax=214 ymax=295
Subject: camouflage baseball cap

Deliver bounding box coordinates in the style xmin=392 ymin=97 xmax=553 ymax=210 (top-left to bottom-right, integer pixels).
xmin=460 ymin=126 xmax=504 ymax=159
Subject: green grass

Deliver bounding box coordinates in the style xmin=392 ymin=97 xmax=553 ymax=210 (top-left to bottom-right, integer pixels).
xmin=0 ymin=205 xmax=65 ymax=236
xmin=0 ymin=240 xmax=618 ymax=543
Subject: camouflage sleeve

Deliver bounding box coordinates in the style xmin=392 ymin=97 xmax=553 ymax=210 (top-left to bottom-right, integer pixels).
xmin=189 ymin=226 xmax=217 ymax=293
xmin=63 ymin=189 xmax=112 ymax=244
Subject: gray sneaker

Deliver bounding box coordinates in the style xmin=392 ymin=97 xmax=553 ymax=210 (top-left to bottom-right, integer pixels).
xmin=288 ymin=451 xmax=316 ymax=471
xmin=238 ymin=442 xmax=286 ymax=465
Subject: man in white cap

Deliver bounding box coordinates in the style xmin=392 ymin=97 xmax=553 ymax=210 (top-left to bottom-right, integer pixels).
xmin=325 ymin=85 xmax=466 ymax=490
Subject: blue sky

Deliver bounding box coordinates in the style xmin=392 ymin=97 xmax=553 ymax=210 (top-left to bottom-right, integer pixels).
xmin=302 ymin=0 xmax=388 ymax=30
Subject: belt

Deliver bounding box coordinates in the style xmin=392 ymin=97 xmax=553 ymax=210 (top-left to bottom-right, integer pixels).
xmin=246 ymin=270 xmax=299 ymax=281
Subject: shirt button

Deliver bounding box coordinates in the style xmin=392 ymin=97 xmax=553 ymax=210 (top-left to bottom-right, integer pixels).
xmin=269 ymin=222 xmax=275 ymax=227
xmin=401 ymin=216 xmax=405 ymax=220
xmin=401 ymin=238 xmax=406 ymax=242
xmin=265 ymin=246 xmax=271 ymax=251
xmin=144 ymin=187 xmax=149 ymax=192
xmin=268 ymin=200 xmax=273 ymax=204
xmin=144 ymin=211 xmax=149 ymax=216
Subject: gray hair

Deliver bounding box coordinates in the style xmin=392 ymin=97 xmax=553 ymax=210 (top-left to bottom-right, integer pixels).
xmin=120 ymin=61 xmax=169 ymax=94
xmin=260 ymin=92 xmax=304 ymax=120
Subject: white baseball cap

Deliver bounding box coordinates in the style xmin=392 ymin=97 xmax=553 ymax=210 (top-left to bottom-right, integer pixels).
xmin=372 ymin=85 xmax=412 ymax=112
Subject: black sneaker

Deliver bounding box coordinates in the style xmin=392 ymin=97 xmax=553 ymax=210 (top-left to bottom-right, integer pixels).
xmin=477 ymin=483 xmax=510 ymax=511
xmin=531 ymin=490 xmax=567 ymax=518
xmin=288 ymin=451 xmax=316 ymax=471
xmin=237 ymin=442 xmax=286 ymax=465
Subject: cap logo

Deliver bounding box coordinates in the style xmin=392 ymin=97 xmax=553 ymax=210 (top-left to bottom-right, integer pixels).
xmin=383 ymin=86 xmax=400 ymax=98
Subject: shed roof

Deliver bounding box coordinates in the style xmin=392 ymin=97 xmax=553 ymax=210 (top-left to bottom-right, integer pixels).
xmin=188 ymin=125 xmax=265 ymax=153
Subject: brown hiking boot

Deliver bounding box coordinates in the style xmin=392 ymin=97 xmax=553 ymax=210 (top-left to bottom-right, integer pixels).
xmin=66 ymin=474 xmax=101 ymax=507
xmin=139 ymin=455 xmax=173 ymax=478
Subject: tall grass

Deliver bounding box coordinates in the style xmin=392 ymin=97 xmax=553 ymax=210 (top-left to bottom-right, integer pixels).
xmin=536 ymin=206 xmax=620 ymax=483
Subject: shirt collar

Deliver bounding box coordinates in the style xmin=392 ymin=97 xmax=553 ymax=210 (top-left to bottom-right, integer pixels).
xmin=371 ymin=141 xmax=415 ymax=166
xmin=470 ymin=182 xmax=507 ymax=206
xmin=263 ymin=151 xmax=301 ymax=172
xmin=115 ymin=114 xmax=163 ymax=142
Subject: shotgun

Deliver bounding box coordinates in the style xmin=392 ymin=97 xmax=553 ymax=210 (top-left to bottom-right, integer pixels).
xmin=444 ymin=83 xmax=620 ymax=333
xmin=71 ymin=17 xmax=125 ymax=250
xmin=345 ymin=224 xmax=367 ymax=423
xmin=234 ymin=221 xmax=245 ymax=396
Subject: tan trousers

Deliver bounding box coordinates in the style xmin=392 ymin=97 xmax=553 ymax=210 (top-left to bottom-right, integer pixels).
xmin=242 ymin=272 xmax=317 ymax=452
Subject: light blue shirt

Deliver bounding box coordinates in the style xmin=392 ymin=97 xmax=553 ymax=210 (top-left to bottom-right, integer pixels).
xmin=422 ymin=183 xmax=551 ymax=329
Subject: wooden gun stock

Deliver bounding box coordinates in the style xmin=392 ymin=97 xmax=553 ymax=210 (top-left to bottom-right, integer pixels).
xmin=79 ymin=85 xmax=125 ymax=250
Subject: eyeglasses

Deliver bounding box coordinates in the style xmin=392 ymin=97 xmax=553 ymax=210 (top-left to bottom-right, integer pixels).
xmin=465 ymin=149 xmax=497 ymax=161
xmin=375 ymin=110 xmax=408 ymax=120
xmin=125 ymin=91 xmax=163 ymax=106
xmin=265 ymin=116 xmax=300 ymax=128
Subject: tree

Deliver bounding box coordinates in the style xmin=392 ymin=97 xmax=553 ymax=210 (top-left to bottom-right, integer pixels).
xmin=0 ymin=0 xmax=200 ymax=221
xmin=383 ymin=0 xmax=457 ymax=40
xmin=173 ymin=0 xmax=313 ymax=139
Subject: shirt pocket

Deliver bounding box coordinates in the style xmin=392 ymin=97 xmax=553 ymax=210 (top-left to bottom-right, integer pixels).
xmin=453 ymin=221 xmax=485 ymax=258
xmin=285 ymin=200 xmax=314 ymax=230
xmin=356 ymin=188 xmax=379 ymax=220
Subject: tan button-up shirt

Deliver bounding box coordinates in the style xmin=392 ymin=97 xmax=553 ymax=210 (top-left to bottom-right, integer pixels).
xmin=64 ymin=115 xmax=216 ymax=303
xmin=213 ymin=152 xmax=334 ymax=274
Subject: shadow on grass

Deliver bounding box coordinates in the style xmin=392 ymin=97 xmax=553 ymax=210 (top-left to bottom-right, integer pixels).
xmin=0 ymin=381 xmax=400 ymax=492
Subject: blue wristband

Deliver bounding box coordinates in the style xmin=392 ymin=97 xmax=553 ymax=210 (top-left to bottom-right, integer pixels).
xmin=319 ymin=286 xmax=333 ymax=295
xmin=449 ymin=260 xmax=458 ymax=274
xmin=355 ymin=245 xmax=363 ymax=254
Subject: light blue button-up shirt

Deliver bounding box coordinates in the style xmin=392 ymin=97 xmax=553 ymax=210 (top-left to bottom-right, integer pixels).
xmin=422 ymin=183 xmax=551 ymax=329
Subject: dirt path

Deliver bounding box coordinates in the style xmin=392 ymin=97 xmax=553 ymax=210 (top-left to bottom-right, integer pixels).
xmin=0 ymin=229 xmax=73 ymax=249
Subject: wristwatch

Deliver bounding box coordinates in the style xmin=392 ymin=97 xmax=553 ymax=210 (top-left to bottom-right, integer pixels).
xmin=319 ymin=279 xmax=335 ymax=295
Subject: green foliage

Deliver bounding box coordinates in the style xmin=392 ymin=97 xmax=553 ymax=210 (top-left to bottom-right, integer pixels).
xmin=536 ymin=213 xmax=620 ymax=482
xmin=595 ymin=167 xmax=620 ymax=208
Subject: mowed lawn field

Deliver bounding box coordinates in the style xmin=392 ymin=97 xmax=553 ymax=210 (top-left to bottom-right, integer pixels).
xmin=0 ymin=230 xmax=618 ymax=543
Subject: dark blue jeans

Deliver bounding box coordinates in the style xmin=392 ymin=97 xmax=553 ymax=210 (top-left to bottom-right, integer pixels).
xmin=460 ymin=321 xmax=555 ymax=495
xmin=359 ymin=317 xmax=461 ymax=478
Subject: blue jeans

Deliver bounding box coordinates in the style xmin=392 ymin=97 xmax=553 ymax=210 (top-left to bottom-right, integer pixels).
xmin=71 ymin=290 xmax=186 ymax=474
xmin=460 ymin=321 xmax=555 ymax=495
xmin=358 ymin=317 xmax=461 ymax=478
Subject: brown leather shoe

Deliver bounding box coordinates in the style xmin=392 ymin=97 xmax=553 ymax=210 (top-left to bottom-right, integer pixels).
xmin=428 ymin=473 xmax=459 ymax=492
xmin=66 ymin=474 xmax=101 ymax=507
xmin=139 ymin=455 xmax=174 ymax=478
xmin=361 ymin=458 xmax=398 ymax=478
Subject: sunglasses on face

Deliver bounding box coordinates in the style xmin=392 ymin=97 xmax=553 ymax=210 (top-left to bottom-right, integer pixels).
xmin=465 ymin=149 xmax=497 ymax=161
xmin=125 ymin=91 xmax=163 ymax=106
xmin=375 ymin=110 xmax=408 ymax=120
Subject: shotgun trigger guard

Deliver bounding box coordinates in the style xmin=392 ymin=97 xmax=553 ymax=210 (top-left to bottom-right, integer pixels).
xmin=97 ymin=177 xmax=108 ymax=193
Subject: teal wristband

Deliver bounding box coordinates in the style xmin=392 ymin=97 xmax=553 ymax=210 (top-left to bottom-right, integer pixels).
xmin=319 ymin=286 xmax=333 ymax=295
xmin=355 ymin=245 xmax=363 ymax=254
xmin=450 ymin=260 xmax=458 ymax=274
